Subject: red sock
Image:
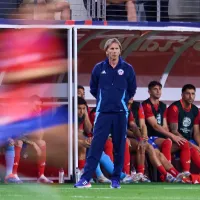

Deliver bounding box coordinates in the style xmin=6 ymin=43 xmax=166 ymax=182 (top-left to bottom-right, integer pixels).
xmin=104 ymin=139 xmax=113 ymax=161
xmin=179 ymin=142 xmax=191 ymax=172
xmin=13 ymin=146 xmax=21 ymax=174
xmin=157 ymin=165 xmax=167 ymax=176
xmin=78 ymin=160 xmax=85 ymax=170
xmin=161 ymin=139 xmax=172 ymax=162
xmin=123 ymin=140 xmax=130 ymax=174
xmin=38 ymin=145 xmax=46 ymax=177
xmin=137 ymin=165 xmax=145 ymax=174
xmin=168 ymin=167 xmax=179 ymax=177
xmin=190 ymin=147 xmax=200 ymax=168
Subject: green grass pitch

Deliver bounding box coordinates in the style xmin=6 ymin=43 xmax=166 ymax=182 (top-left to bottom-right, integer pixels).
xmin=0 ymin=183 xmax=199 ymax=200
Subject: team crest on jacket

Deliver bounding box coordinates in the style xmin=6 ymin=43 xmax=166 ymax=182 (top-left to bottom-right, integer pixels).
xmin=182 ymin=117 xmax=191 ymax=127
xmin=118 ymin=69 xmax=124 ymax=75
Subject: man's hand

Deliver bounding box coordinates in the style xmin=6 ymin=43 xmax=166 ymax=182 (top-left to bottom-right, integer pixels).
xmin=83 ymin=137 xmax=92 ymax=148
xmin=137 ymin=140 xmax=146 ymax=153
xmin=171 ymin=135 xmax=187 ymax=146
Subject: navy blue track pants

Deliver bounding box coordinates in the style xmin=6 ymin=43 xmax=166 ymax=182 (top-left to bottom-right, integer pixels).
xmin=81 ymin=112 xmax=128 ymax=182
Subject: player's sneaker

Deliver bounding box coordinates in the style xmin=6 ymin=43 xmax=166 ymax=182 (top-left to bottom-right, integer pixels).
xmin=96 ymin=175 xmax=111 ymax=183
xmin=110 ymin=180 xmax=121 ymax=189
xmin=122 ymin=174 xmax=135 ymax=183
xmin=5 ymin=174 xmax=23 ymax=184
xmin=136 ymin=173 xmax=151 ymax=183
xmin=74 ymin=178 xmax=91 ymax=188
xmin=37 ymin=175 xmax=53 ymax=184
xmin=175 ymin=171 xmax=191 ymax=183
xmin=165 ymin=173 xmax=176 ymax=183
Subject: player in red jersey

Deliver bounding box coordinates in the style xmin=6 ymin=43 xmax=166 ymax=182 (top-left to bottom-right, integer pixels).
xmin=168 ymin=84 xmax=200 ymax=173
xmin=142 ymin=81 xmax=191 ymax=177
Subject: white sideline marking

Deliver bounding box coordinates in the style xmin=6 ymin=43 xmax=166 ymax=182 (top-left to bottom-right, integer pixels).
xmin=164 ymin=187 xmax=199 ymax=190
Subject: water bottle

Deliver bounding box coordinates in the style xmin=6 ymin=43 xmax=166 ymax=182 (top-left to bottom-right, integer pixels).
xmin=75 ymin=168 xmax=81 ymax=183
xmin=59 ymin=168 xmax=64 ymax=184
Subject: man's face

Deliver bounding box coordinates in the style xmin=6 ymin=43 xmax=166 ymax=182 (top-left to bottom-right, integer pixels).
xmin=182 ymin=89 xmax=195 ymax=105
xmin=78 ymin=104 xmax=86 ymax=118
xmin=149 ymin=85 xmax=162 ymax=99
xmin=106 ymin=42 xmax=121 ymax=60
xmin=78 ymin=88 xmax=85 ymax=99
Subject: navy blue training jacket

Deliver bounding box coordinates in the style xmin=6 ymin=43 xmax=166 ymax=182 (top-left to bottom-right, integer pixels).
xmin=90 ymin=57 xmax=137 ymax=113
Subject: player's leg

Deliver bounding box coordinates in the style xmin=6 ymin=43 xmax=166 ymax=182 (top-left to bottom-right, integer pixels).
xmin=99 ymin=151 xmax=133 ymax=183
xmin=187 ymin=140 xmax=200 ymax=169
xmin=75 ymin=113 xmax=112 ymax=188
xmin=5 ymin=140 xmax=23 ymax=183
xmin=154 ymin=137 xmax=172 ymax=162
xmin=129 ymin=138 xmax=150 ymax=182
xmin=146 ymin=143 xmax=176 ymax=182
xmin=123 ymin=138 xmax=131 ymax=175
xmin=154 ymin=149 xmax=179 ymax=177
xmin=4 ymin=139 xmax=15 ymax=183
xmin=34 ymin=139 xmax=53 ymax=184
xmin=171 ymin=141 xmax=191 ymax=175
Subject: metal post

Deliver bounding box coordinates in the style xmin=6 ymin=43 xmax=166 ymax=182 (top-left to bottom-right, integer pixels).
xmin=86 ymin=0 xmax=91 ymax=18
xmin=67 ymin=28 xmax=73 ymax=178
xmin=157 ymin=0 xmax=161 ymax=22
xmin=73 ymin=27 xmax=78 ymax=173
xmin=91 ymin=0 xmax=96 ymax=19
xmin=102 ymin=0 xmax=106 ymax=20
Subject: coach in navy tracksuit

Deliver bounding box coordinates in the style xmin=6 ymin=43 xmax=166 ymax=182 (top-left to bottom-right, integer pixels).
xmin=74 ymin=38 xmax=137 ymax=189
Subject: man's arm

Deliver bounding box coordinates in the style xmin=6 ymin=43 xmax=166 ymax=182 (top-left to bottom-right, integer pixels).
xmin=128 ymin=121 xmax=142 ymax=138
xmin=193 ymin=124 xmax=200 ymax=146
xmin=139 ymin=118 xmax=148 ymax=140
xmin=168 ymin=122 xmax=183 ymax=137
xmin=147 ymin=116 xmax=186 ymax=145
xmin=83 ymin=111 xmax=92 ymax=134
xmin=90 ymin=65 xmax=99 ymax=99
xmin=127 ymin=66 xmax=137 ymax=99
xmin=126 ymin=0 xmax=137 ymax=22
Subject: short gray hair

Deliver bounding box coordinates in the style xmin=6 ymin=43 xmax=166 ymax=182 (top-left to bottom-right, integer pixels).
xmin=104 ymin=38 xmax=122 ymax=51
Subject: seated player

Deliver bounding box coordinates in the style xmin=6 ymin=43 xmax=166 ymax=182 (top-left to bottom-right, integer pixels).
xmin=142 ymin=81 xmax=191 ymax=176
xmin=128 ymin=99 xmax=180 ymax=182
xmin=168 ymin=84 xmax=200 ymax=172
xmin=12 ymin=95 xmax=53 ymax=184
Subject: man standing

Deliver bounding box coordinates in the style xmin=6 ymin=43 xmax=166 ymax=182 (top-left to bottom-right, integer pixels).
xmin=167 ymin=84 xmax=200 ymax=171
xmin=74 ymin=38 xmax=137 ymax=189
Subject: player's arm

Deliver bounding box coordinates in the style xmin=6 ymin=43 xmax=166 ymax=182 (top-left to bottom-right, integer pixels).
xmin=147 ymin=116 xmax=186 ymax=145
xmin=139 ymin=118 xmax=148 ymax=140
xmin=90 ymin=65 xmax=100 ymax=99
xmin=128 ymin=121 xmax=142 ymax=138
xmin=193 ymin=124 xmax=200 ymax=146
xmin=83 ymin=110 xmax=92 ymax=134
xmin=167 ymin=105 xmax=184 ymax=137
